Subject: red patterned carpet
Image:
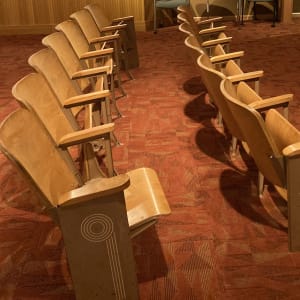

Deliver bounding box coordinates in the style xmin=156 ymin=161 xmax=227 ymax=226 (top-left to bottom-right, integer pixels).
xmin=1 ymin=19 xmax=300 ymax=299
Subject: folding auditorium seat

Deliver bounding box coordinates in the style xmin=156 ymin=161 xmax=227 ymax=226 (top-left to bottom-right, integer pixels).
xmin=12 ymin=72 xmax=115 ymax=179
xmin=84 ymin=3 xmax=139 ymax=71
xmin=0 ymin=107 xmax=171 ymax=298
xmin=221 ymin=78 xmax=300 ymax=251
xmin=70 ymin=9 xmax=133 ymax=81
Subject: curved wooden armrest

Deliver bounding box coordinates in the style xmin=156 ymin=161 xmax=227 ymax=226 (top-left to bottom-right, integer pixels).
xmin=194 ymin=16 xmax=223 ymax=24
xmin=248 ymin=94 xmax=293 ymax=110
xmin=80 ymin=48 xmax=114 ymax=60
xmin=100 ymin=24 xmax=127 ymax=33
xmin=113 ymin=16 xmax=134 ymax=22
xmin=64 ymin=90 xmax=111 ymax=108
xmin=201 ymin=37 xmax=232 ymax=48
xmin=283 ymin=142 xmax=300 ymax=157
xmin=58 ymin=174 xmax=130 ymax=206
xmin=71 ymin=65 xmax=109 ymax=80
xmin=90 ymin=34 xmax=120 ymax=44
xmin=210 ymin=51 xmax=244 ymax=63
xmin=199 ymin=26 xmax=227 ymax=36
xmin=58 ymin=122 xmax=115 ymax=148
xmin=227 ymin=70 xmax=264 ymax=82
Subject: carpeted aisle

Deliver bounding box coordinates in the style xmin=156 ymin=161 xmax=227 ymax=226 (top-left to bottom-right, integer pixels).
xmin=1 ymin=19 xmax=300 ymax=299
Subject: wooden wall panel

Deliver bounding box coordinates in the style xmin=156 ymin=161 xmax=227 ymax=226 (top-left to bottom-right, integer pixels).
xmin=0 ymin=0 xmax=148 ymax=34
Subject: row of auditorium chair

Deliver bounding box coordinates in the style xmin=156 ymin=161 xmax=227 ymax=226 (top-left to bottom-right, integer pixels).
xmin=177 ymin=5 xmax=300 ymax=252
xmin=0 ymin=4 xmax=171 ymax=299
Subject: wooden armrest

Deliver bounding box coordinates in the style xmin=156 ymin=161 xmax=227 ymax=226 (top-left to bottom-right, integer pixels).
xmin=201 ymin=37 xmax=232 ymax=48
xmin=58 ymin=174 xmax=130 ymax=206
xmin=89 ymin=34 xmax=120 ymax=45
xmin=58 ymin=122 xmax=115 ymax=148
xmin=283 ymin=142 xmax=300 ymax=157
xmin=64 ymin=90 xmax=111 ymax=108
xmin=199 ymin=26 xmax=227 ymax=36
xmin=80 ymin=48 xmax=114 ymax=60
xmin=210 ymin=51 xmax=244 ymax=64
xmin=100 ymin=24 xmax=127 ymax=32
xmin=71 ymin=65 xmax=110 ymax=80
xmin=113 ymin=16 xmax=134 ymax=22
xmin=227 ymin=70 xmax=264 ymax=82
xmin=248 ymin=94 xmax=293 ymax=110
xmin=194 ymin=16 xmax=223 ymax=24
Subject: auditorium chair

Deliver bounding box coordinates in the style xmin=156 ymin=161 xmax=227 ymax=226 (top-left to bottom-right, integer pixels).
xmin=55 ymin=20 xmax=125 ymax=104
xmin=12 ymin=72 xmax=115 ymax=179
xmin=42 ymin=31 xmax=122 ymax=130
xmin=28 ymin=48 xmax=111 ymax=131
xmin=177 ymin=4 xmax=224 ymax=29
xmin=196 ymin=53 xmax=291 ymax=155
xmin=184 ymin=34 xmax=245 ymax=71
xmin=84 ymin=3 xmax=139 ymax=70
xmin=221 ymin=78 xmax=300 ymax=251
xmin=177 ymin=12 xmax=232 ymax=55
xmin=0 ymin=107 xmax=171 ymax=298
xmin=70 ymin=9 xmax=133 ymax=81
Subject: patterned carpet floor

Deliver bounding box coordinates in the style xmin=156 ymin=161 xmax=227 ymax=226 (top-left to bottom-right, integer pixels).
xmin=1 ymin=18 xmax=300 ymax=299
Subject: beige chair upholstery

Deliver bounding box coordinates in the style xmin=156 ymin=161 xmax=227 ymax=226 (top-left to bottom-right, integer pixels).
xmin=221 ymin=78 xmax=300 ymax=251
xmin=84 ymin=3 xmax=139 ymax=70
xmin=0 ymin=107 xmax=171 ymax=297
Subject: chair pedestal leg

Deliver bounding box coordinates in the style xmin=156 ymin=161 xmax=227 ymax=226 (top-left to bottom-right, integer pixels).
xmin=58 ymin=192 xmax=139 ymax=299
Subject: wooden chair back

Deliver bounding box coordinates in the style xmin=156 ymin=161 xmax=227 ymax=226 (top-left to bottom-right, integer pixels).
xmin=84 ymin=3 xmax=111 ymax=28
xmin=28 ymin=48 xmax=83 ymax=118
xmin=197 ymin=54 xmax=245 ymax=141
xmin=220 ymin=78 xmax=285 ymax=187
xmin=0 ymin=108 xmax=80 ymax=208
xmin=42 ymin=31 xmax=91 ymax=92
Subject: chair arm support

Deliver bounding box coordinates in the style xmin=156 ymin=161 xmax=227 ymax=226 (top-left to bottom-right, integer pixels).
xmin=58 ymin=122 xmax=115 ymax=148
xmin=100 ymin=24 xmax=127 ymax=33
xmin=80 ymin=48 xmax=114 ymax=60
xmin=89 ymin=34 xmax=120 ymax=45
xmin=63 ymin=90 xmax=111 ymax=108
xmin=113 ymin=16 xmax=134 ymax=23
xmin=57 ymin=174 xmax=130 ymax=206
xmin=283 ymin=142 xmax=300 ymax=157
xmin=199 ymin=26 xmax=227 ymax=36
xmin=71 ymin=65 xmax=109 ymax=80
xmin=194 ymin=16 xmax=223 ymax=24
xmin=210 ymin=51 xmax=245 ymax=63
xmin=201 ymin=37 xmax=232 ymax=48
xmin=248 ymin=94 xmax=293 ymax=110
xmin=227 ymin=70 xmax=264 ymax=82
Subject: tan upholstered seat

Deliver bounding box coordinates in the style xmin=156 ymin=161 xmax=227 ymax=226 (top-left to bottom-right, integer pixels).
xmin=0 ymin=107 xmax=171 ymax=297
xmin=221 ymin=78 xmax=300 ymax=251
